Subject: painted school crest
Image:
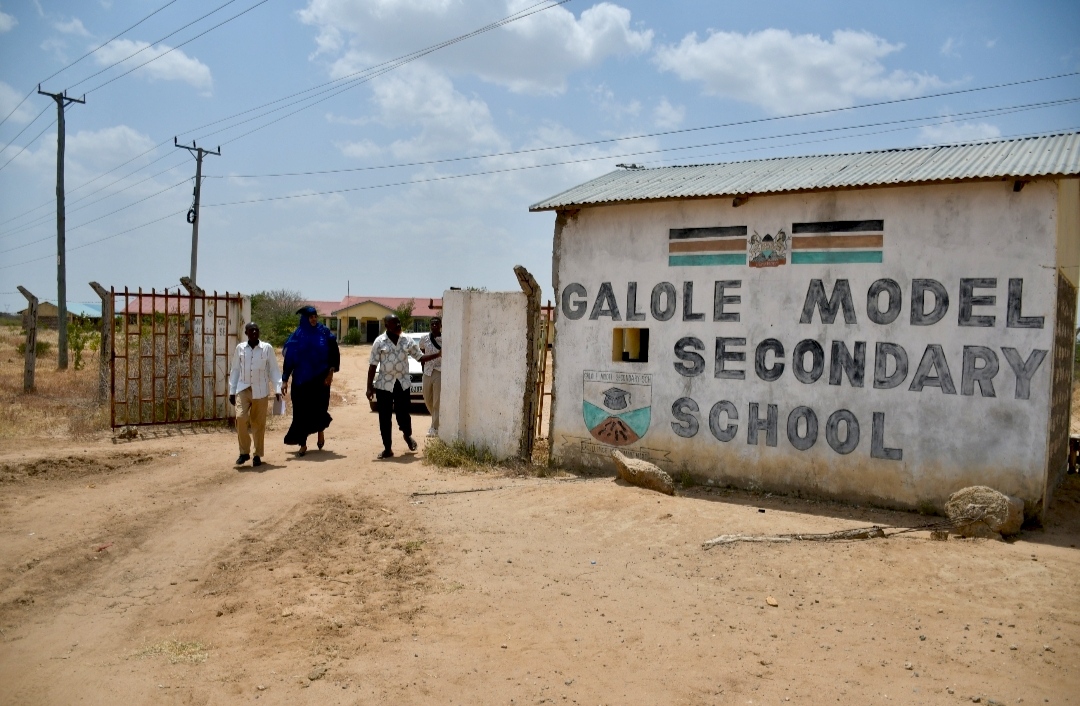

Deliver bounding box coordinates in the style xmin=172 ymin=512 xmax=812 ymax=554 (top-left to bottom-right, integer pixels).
xmin=582 ymin=370 xmax=652 ymax=446
xmin=749 ymin=229 xmax=787 ymax=267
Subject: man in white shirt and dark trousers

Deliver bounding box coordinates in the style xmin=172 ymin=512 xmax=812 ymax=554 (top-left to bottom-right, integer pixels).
xmin=229 ymin=322 xmax=282 ymax=467
xmin=366 ymin=314 xmax=440 ymax=459
xmin=419 ymin=317 xmax=442 ymax=436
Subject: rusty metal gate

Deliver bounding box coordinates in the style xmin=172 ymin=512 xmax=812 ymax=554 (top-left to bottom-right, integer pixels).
xmin=110 ymin=287 xmax=243 ymax=428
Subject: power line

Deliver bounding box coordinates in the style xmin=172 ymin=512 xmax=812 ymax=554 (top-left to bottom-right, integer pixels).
xmin=0 ymin=1 xmax=572 ymax=228
xmin=63 ymin=0 xmax=245 ymax=93
xmin=202 ymin=116 xmax=1080 ymax=209
xmin=0 ymin=0 xmax=549 ymax=227
xmin=193 ymin=0 xmax=574 ymax=146
xmin=0 ymin=115 xmax=58 ymax=173
xmin=215 ymin=71 xmax=1080 ymax=179
xmin=0 ymin=209 xmax=187 ymax=271
xmin=208 ymin=96 xmax=1080 ymax=183
xmin=82 ymin=0 xmax=272 ymax=97
xmin=0 ymin=178 xmax=191 ymax=255
xmin=3 ymin=126 xmax=1073 ymax=274
xmin=0 ymin=105 xmax=51 ymax=161
xmin=0 ymin=0 xmax=182 ymax=133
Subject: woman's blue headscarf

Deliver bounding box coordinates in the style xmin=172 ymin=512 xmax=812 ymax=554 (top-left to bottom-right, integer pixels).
xmin=283 ymin=306 xmax=336 ymax=386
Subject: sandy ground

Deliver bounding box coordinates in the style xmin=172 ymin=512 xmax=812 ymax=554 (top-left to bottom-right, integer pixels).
xmin=1 ymin=345 xmax=1078 ymax=706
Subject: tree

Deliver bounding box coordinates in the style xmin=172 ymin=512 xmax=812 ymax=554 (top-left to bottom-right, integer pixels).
xmin=250 ymin=289 xmax=304 ymax=347
xmin=394 ymin=298 xmax=415 ymax=332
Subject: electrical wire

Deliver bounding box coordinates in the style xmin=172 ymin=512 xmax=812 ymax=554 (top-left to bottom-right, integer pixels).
xmin=0 ymin=115 xmax=58 ymax=173
xmin=0 ymin=209 xmax=187 ymax=271
xmin=0 ymin=178 xmax=191 ymax=254
xmin=216 ymin=71 xmax=1080 ymax=179
xmin=199 ymin=97 xmax=1079 ymax=200
xmin=0 ymin=0 xmax=570 ymax=228
xmin=2 ymin=125 xmax=1074 ymax=273
xmin=0 ymin=105 xmax=51 ymax=160
xmin=63 ymin=0 xmax=244 ymax=93
xmin=194 ymin=0 xmax=574 ymax=146
xmin=0 ymin=0 xmax=574 ymax=236
xmin=82 ymin=0 xmax=272 ymax=96
xmin=0 ymin=0 xmax=182 ymax=132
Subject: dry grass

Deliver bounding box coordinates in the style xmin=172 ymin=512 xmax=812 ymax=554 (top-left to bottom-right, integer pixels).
xmin=423 ymin=436 xmax=574 ymax=479
xmin=131 ymin=638 xmax=210 ymax=664
xmin=0 ymin=325 xmax=110 ymax=440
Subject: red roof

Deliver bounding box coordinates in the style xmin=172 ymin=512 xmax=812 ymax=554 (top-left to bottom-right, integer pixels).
xmin=326 ymin=296 xmax=443 ymax=317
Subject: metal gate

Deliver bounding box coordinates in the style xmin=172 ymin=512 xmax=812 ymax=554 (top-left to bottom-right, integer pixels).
xmin=110 ymin=287 xmax=243 ymax=428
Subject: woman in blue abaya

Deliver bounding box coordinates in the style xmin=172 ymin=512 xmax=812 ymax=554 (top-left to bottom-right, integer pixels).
xmin=282 ymin=306 xmax=340 ymax=456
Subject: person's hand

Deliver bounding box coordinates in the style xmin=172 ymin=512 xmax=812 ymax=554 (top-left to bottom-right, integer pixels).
xmin=229 ymin=394 xmax=235 ymax=406
xmin=281 ymin=381 xmax=288 ymax=394
xmin=325 ymin=371 xmax=334 ymax=387
xmin=275 ymin=393 xmax=282 ymax=401
xmin=366 ymin=386 xmax=375 ymax=401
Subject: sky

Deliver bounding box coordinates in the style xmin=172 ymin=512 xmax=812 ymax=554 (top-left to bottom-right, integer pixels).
xmin=0 ymin=0 xmax=1078 ymax=314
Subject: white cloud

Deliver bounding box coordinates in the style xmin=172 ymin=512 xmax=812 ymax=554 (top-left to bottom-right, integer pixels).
xmin=93 ymin=39 xmax=213 ymax=92
xmin=0 ymin=81 xmax=35 ymax=124
xmin=54 ymin=17 xmax=90 ymax=36
xmin=654 ymin=28 xmax=943 ymax=114
xmin=653 ymin=98 xmax=684 ymax=129
xmin=589 ymin=84 xmax=641 ymax=121
xmin=300 ymin=0 xmax=652 ymax=95
xmin=917 ymin=119 xmax=1001 ymax=145
xmin=338 ymin=138 xmax=384 ymax=159
xmin=940 ymin=36 xmax=961 ymax=57
xmin=363 ymin=64 xmax=506 ymax=159
xmin=41 ymin=37 xmax=69 ymax=63
xmin=0 ymin=5 xmax=16 ymax=33
xmin=985 ymin=38 xmax=997 ymax=49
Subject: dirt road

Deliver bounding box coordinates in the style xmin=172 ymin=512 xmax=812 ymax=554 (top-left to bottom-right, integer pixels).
xmin=1 ymin=346 xmax=1078 ymax=705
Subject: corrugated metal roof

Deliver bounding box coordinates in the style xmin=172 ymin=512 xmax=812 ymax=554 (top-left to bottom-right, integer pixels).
xmin=529 ymin=132 xmax=1080 ymax=211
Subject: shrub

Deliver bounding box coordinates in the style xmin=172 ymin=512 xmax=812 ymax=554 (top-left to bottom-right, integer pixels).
xmin=67 ymin=316 xmax=98 ymax=370
xmin=343 ymin=328 xmax=363 ymax=345
xmin=250 ymin=289 xmax=304 ymax=347
xmin=16 ymin=340 xmax=52 ymax=357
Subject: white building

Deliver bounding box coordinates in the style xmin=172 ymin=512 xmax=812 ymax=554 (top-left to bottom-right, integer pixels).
xmin=531 ymin=133 xmax=1080 ymax=517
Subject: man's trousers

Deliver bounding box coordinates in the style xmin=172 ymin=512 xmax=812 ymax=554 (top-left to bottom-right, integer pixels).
xmin=375 ymin=380 xmax=412 ymax=452
xmin=235 ymin=388 xmax=268 ymax=457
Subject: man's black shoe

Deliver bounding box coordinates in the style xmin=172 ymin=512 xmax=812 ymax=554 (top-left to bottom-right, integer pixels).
xmin=377 ymin=449 xmax=395 ymax=459
xmin=405 ymin=436 xmax=418 ymax=452
xmin=235 ymin=454 xmax=250 ymax=465
xmin=252 ymin=456 xmax=262 ymax=467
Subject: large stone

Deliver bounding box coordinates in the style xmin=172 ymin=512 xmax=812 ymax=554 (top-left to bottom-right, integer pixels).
xmin=944 ymin=486 xmax=1025 ymax=539
xmin=611 ymin=451 xmax=674 ymax=496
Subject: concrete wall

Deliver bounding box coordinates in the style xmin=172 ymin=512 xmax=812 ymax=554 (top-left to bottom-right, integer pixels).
xmin=441 ymin=289 xmax=530 ymax=460
xmin=550 ymin=179 xmax=1065 ymax=511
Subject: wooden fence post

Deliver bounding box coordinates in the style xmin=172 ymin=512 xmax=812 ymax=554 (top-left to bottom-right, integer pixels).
xmin=89 ymin=281 xmax=112 ymax=403
xmin=17 ymin=286 xmax=38 ymax=392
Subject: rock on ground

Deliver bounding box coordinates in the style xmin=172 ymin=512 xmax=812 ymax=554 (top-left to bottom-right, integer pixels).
xmin=611 ymin=451 xmax=674 ymax=496
xmin=944 ymin=486 xmax=1024 ymax=539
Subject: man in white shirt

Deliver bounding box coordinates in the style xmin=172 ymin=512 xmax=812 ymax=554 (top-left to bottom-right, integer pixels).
xmin=229 ymin=322 xmax=282 ymax=467
xmin=366 ymin=314 xmax=440 ymax=459
xmin=419 ymin=317 xmax=443 ymax=437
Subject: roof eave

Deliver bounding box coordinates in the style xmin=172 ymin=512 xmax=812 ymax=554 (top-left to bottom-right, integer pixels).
xmin=528 ymin=173 xmax=1078 ymax=212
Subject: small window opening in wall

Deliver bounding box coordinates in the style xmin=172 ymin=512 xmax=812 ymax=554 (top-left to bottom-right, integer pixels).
xmin=612 ymin=328 xmax=649 ymax=363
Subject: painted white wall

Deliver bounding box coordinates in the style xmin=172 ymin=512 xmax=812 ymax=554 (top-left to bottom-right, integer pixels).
xmin=551 ymin=180 xmax=1062 ymax=509
xmin=441 ymin=289 xmax=529 ymax=459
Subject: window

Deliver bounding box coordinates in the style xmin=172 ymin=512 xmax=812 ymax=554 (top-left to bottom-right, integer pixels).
xmin=612 ymin=328 xmax=649 ymax=363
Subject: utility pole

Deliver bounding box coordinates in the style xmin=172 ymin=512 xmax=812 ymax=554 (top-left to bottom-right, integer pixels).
xmin=174 ymin=138 xmax=220 ymax=287
xmin=38 ymin=85 xmax=85 ymax=370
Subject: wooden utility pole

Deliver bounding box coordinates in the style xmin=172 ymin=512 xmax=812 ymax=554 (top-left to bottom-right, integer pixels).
xmin=38 ymin=86 xmax=85 ymax=370
xmin=174 ymin=139 xmax=220 ymax=287
xmin=89 ymin=281 xmax=113 ymax=403
xmin=17 ymin=286 xmax=38 ymax=392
